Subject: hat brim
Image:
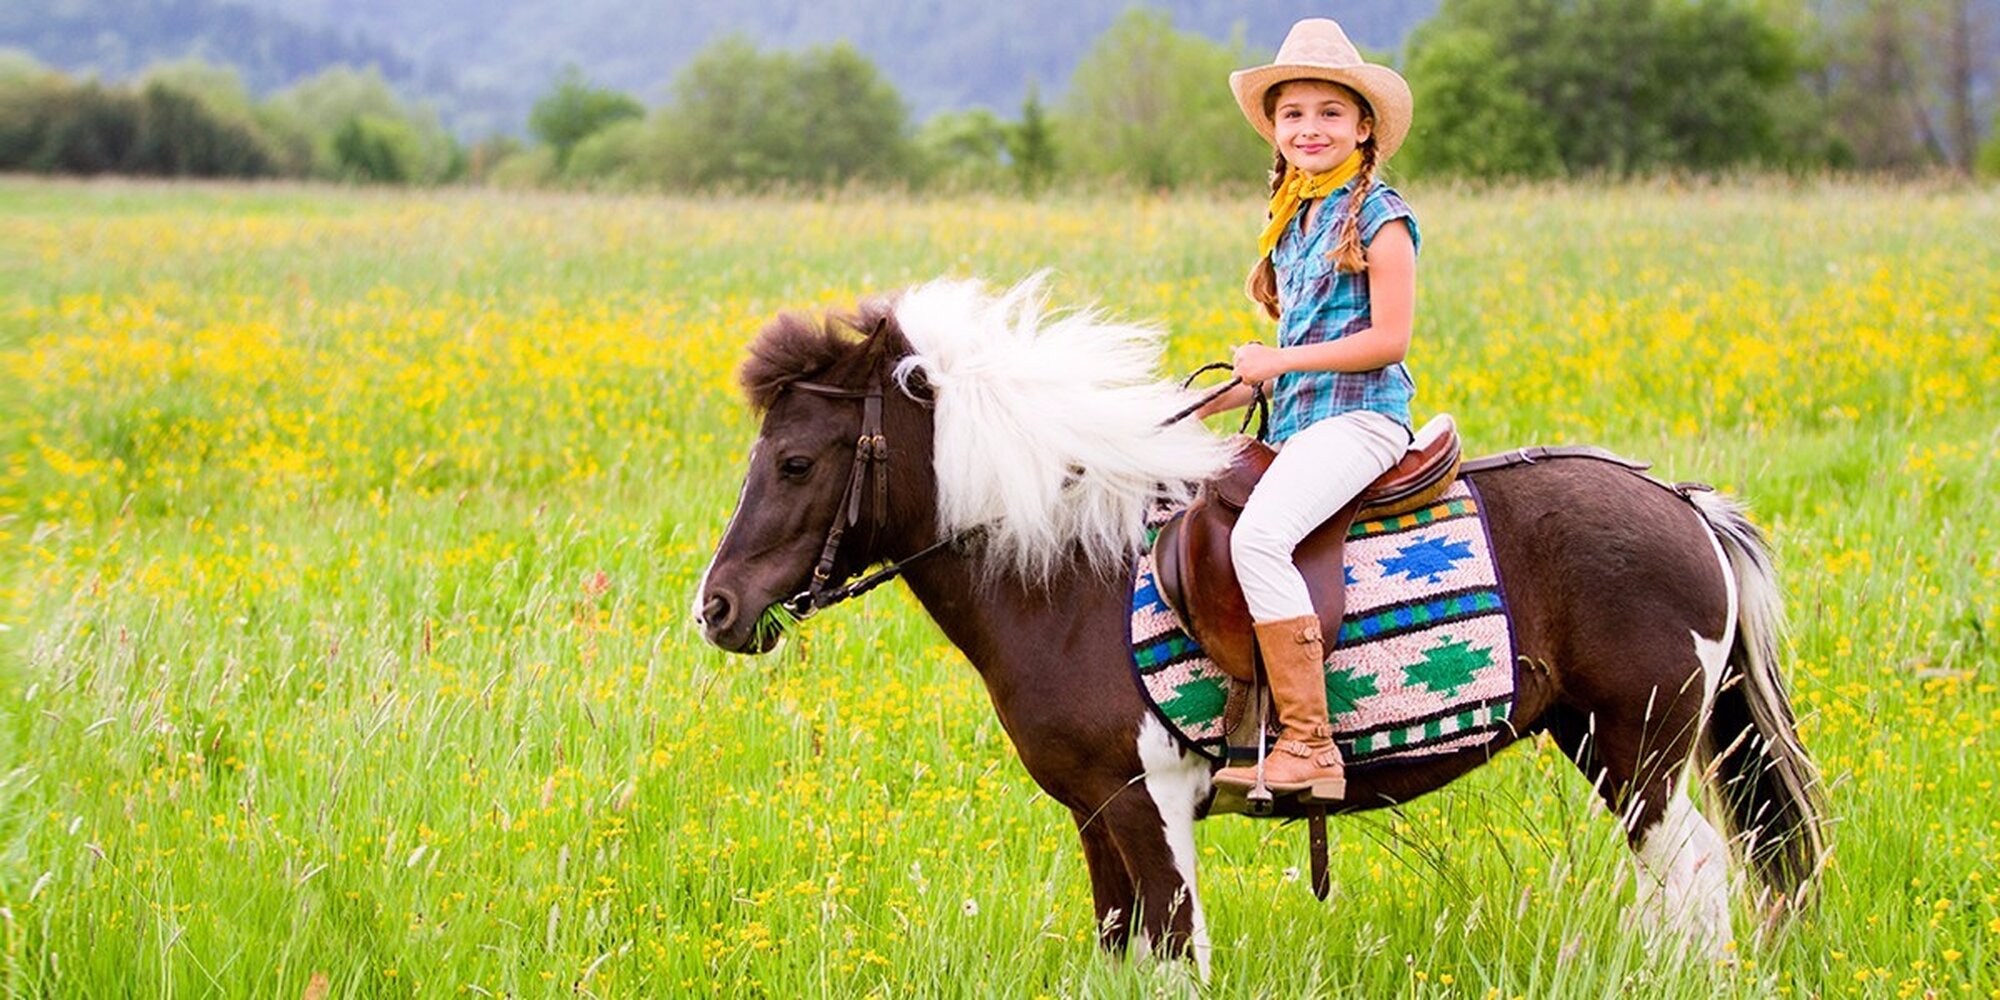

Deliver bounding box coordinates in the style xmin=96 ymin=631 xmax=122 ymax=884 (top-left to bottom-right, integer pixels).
xmin=1229 ymin=63 xmax=1412 ymax=161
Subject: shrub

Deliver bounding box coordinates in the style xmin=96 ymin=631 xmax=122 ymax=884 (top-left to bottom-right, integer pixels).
xmin=914 ymin=108 xmax=1011 ymax=190
xmin=650 ymin=36 xmax=913 ymax=189
xmin=267 ymin=67 xmax=455 ymax=181
xmin=130 ymin=81 xmax=278 ymax=177
xmin=487 ymin=146 xmax=557 ymax=190
xmin=1054 ymin=9 xmax=1267 ymax=188
xmin=529 ymin=66 xmax=642 ymax=172
xmin=331 ymin=114 xmax=423 ymax=183
xmin=1980 ymin=113 xmax=2000 ymax=178
xmin=25 ymin=81 xmax=144 ymax=174
xmin=563 ymin=118 xmax=649 ymax=187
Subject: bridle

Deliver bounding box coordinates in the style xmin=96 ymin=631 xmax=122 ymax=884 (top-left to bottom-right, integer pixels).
xmin=778 ymin=372 xmax=966 ymax=619
xmin=775 ymin=359 xmax=1253 ymax=620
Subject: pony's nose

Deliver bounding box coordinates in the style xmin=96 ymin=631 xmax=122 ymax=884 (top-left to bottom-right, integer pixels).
xmin=701 ymin=590 xmax=738 ymax=633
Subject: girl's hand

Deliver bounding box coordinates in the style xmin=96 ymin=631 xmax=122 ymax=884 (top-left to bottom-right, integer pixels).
xmin=1232 ymin=342 xmax=1289 ymax=385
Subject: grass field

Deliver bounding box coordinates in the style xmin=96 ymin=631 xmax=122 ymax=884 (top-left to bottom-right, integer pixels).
xmin=1 ymin=176 xmax=1996 ymax=997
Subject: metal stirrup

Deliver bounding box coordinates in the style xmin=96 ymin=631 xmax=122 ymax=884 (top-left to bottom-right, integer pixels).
xmin=1249 ymin=672 xmax=1274 ymax=808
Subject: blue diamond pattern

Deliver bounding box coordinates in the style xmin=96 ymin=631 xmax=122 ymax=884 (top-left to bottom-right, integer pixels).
xmin=1377 ymin=534 xmax=1474 ymax=585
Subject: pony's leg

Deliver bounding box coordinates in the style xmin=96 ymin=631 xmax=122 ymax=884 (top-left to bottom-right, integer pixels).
xmin=1623 ymin=627 xmax=1737 ymax=958
xmin=1547 ymin=636 xmax=1735 ymax=958
xmin=1091 ymin=791 xmax=1198 ymax=959
xmin=1075 ymin=714 xmax=1212 ymax=979
xmin=1629 ymin=782 xmax=1733 ymax=959
xmin=1072 ymin=807 xmax=1135 ymax=953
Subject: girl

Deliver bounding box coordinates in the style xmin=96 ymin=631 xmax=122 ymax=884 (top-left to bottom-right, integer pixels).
xmin=1200 ymin=18 xmax=1421 ymax=800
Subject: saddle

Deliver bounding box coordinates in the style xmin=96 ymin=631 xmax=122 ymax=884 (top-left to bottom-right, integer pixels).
xmin=1152 ymin=414 xmax=1462 ymax=682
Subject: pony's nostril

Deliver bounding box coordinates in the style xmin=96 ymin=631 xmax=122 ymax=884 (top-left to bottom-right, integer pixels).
xmin=702 ymin=593 xmax=736 ymax=631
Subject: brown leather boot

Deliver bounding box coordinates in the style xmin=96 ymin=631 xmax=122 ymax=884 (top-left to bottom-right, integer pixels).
xmin=1213 ymin=615 xmax=1346 ymax=800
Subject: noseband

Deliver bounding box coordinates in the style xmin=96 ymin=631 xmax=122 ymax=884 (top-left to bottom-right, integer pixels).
xmin=779 ymin=374 xmax=965 ymax=619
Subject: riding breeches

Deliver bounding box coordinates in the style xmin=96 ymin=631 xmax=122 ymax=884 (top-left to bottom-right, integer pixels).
xmin=1231 ymin=408 xmax=1408 ymax=623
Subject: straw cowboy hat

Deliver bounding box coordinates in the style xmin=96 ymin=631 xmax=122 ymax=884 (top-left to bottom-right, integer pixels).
xmin=1229 ymin=18 xmax=1413 ymax=160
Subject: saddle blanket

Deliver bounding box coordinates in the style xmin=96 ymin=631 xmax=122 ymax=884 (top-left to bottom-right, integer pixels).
xmin=1130 ymin=480 xmax=1517 ymax=766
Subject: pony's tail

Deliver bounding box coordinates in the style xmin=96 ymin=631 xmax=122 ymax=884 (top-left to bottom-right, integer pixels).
xmin=1690 ymin=489 xmax=1828 ymax=910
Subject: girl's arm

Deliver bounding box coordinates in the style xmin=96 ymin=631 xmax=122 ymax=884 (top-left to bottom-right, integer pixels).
xmin=1234 ymin=219 xmax=1416 ymax=384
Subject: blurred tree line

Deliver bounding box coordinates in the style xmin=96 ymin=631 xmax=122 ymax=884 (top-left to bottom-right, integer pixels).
xmin=3 ymin=0 xmax=1996 ymax=188
xmin=1400 ymin=0 xmax=1997 ymax=177
xmin=0 ymin=54 xmax=459 ymax=180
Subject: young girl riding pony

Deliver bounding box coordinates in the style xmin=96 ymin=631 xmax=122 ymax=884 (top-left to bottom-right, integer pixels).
xmin=1198 ymin=18 xmax=1422 ymax=800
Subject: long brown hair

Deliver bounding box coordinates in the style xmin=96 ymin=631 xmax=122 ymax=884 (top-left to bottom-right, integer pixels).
xmin=1243 ymin=81 xmax=1379 ymax=321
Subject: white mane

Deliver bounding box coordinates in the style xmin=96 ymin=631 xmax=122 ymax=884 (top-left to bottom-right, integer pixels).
xmin=891 ymin=275 xmax=1237 ymax=582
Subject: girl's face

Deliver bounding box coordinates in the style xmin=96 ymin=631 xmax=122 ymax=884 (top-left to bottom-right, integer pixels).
xmin=1270 ymin=80 xmax=1372 ymax=175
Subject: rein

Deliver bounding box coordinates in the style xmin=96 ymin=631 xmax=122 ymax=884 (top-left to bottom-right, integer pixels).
xmin=1162 ymin=361 xmax=1267 ymax=439
xmin=778 ymin=360 xmax=1251 ymax=620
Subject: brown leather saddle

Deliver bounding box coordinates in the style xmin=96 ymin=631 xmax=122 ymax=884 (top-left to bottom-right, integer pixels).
xmin=1152 ymin=415 xmax=1462 ymax=682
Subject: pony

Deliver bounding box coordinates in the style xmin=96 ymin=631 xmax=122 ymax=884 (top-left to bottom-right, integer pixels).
xmin=696 ymin=277 xmax=1824 ymax=977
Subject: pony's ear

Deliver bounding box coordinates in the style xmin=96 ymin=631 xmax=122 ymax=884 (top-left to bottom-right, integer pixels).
xmin=898 ymin=365 xmax=936 ymax=405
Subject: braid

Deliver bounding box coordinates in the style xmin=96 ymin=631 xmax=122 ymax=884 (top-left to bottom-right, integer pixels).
xmin=1243 ymin=146 xmax=1287 ymax=320
xmin=1330 ymin=137 xmax=1378 ymax=274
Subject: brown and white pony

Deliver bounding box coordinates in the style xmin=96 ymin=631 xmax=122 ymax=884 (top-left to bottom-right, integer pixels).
xmin=696 ymin=278 xmax=1824 ymax=977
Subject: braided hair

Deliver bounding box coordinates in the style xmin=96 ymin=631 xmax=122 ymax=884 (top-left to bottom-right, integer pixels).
xmin=1242 ymin=82 xmax=1381 ymax=321
xmin=1242 ymin=145 xmax=1288 ymax=321
xmin=1328 ymin=136 xmax=1379 ymax=275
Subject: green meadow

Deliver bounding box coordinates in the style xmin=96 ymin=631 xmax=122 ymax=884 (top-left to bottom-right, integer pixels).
xmin=0 ymin=177 xmax=1995 ymax=996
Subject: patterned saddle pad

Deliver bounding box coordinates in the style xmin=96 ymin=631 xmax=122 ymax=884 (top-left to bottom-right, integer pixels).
xmin=1130 ymin=480 xmax=1517 ymax=766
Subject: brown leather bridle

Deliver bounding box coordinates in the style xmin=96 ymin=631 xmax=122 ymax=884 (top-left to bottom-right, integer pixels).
xmin=779 ymin=374 xmax=965 ymax=619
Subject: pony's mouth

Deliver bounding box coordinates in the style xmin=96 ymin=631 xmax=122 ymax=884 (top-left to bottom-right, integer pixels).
xmin=741 ymin=602 xmax=798 ymax=654
xmin=699 ymin=579 xmax=806 ymax=655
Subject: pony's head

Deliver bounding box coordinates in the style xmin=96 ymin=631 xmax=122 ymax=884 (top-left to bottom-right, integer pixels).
xmin=696 ymin=298 xmax=923 ymax=653
xmin=697 ymin=276 xmax=1235 ymax=653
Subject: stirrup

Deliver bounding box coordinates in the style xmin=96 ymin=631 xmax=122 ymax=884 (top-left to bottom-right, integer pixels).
xmin=1248 ymin=676 xmax=1273 ymax=807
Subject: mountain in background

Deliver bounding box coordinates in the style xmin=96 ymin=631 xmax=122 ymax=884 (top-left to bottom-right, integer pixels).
xmin=0 ymin=0 xmax=455 ymax=104
xmin=1 ymin=0 xmax=1434 ymax=136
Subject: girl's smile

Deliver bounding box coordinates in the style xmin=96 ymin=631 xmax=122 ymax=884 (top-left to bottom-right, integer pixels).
xmin=1271 ymin=80 xmax=1373 ymax=175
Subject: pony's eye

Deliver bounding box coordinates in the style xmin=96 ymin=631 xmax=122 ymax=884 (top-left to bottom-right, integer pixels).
xmin=779 ymin=456 xmax=814 ymax=480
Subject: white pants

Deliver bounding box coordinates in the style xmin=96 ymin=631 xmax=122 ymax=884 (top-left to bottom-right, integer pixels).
xmin=1232 ymin=409 xmax=1410 ymax=623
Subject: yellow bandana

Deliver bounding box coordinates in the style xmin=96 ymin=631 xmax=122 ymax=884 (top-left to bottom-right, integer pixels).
xmin=1256 ymin=151 xmax=1364 ymax=260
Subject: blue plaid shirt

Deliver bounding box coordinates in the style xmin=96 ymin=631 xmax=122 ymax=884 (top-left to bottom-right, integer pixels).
xmin=1267 ymin=182 xmax=1420 ymax=444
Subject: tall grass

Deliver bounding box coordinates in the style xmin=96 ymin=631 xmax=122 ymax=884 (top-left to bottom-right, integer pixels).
xmin=0 ymin=177 xmax=1995 ymax=996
